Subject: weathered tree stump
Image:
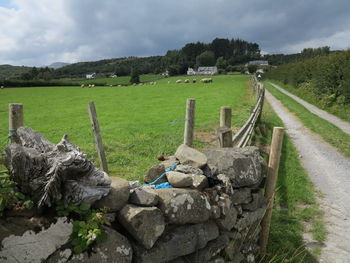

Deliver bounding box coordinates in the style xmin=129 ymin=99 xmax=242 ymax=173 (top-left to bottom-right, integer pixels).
xmin=5 ymin=127 xmax=111 ymax=208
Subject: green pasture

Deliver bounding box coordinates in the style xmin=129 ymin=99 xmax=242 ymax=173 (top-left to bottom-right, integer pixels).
xmin=70 ymin=74 xmax=164 ymax=86
xmin=0 ymin=75 xmax=254 ymax=181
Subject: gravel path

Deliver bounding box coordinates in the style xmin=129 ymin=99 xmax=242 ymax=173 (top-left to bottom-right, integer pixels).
xmin=269 ymin=82 xmax=350 ymax=135
xmin=265 ymin=89 xmax=350 ymax=263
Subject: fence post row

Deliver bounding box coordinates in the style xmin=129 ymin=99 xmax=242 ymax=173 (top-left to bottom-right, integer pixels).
xmin=259 ymin=127 xmax=285 ymax=254
xmin=219 ymin=106 xmax=233 ymax=148
xmin=88 ymin=101 xmax=109 ymax=174
xmin=9 ymin=103 xmax=23 ymax=144
xmin=183 ymin=98 xmax=196 ymax=147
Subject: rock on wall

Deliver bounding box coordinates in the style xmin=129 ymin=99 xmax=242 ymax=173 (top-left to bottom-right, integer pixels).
xmin=1 ymin=141 xmax=267 ymax=263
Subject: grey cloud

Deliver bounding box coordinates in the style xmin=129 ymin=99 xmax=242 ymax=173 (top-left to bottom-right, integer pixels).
xmin=0 ymin=0 xmax=349 ymax=66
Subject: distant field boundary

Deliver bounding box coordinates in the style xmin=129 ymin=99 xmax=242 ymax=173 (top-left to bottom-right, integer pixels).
xmin=232 ymin=76 xmax=265 ymax=147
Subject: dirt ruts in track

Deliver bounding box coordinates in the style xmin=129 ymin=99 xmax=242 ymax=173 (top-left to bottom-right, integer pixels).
xmin=265 ymin=89 xmax=350 ymax=263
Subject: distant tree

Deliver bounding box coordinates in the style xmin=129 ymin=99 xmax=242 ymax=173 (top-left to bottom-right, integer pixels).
xmin=130 ymin=68 xmax=140 ymax=83
xmin=168 ymin=65 xmax=180 ymax=76
xmin=216 ymin=57 xmax=228 ymax=70
xmin=247 ymin=64 xmax=258 ymax=74
xmin=196 ymin=51 xmax=216 ymax=67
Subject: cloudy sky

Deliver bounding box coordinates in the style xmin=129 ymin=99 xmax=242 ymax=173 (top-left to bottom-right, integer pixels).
xmin=0 ymin=0 xmax=349 ymax=66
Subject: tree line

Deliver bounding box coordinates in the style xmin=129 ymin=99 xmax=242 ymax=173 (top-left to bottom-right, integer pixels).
xmin=264 ymin=46 xmax=331 ymax=65
xmin=265 ymin=49 xmax=350 ymax=105
xmin=2 ymin=37 xmax=260 ymax=81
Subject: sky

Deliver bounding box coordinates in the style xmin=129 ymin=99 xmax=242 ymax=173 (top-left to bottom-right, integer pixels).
xmin=0 ymin=0 xmax=350 ymax=66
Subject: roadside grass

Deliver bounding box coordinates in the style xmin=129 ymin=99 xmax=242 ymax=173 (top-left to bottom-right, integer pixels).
xmin=69 ymin=74 xmax=164 ymax=86
xmin=264 ymin=82 xmax=350 ymax=158
xmin=254 ymin=102 xmax=325 ymax=262
xmin=268 ymin=80 xmax=350 ymax=123
xmin=0 ymin=75 xmax=252 ymax=181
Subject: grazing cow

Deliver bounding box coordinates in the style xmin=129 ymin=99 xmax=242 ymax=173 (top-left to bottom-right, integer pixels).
xmin=176 ymin=79 xmax=182 ymax=83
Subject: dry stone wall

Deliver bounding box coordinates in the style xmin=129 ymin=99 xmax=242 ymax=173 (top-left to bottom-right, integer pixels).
xmin=1 ymin=133 xmax=267 ymax=263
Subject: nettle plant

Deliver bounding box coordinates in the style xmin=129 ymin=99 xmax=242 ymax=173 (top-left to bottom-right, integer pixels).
xmin=56 ymin=202 xmax=109 ymax=254
xmin=0 ymin=175 xmax=34 ymax=216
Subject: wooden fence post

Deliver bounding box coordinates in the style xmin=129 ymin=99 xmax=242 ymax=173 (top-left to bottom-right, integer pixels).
xmin=219 ymin=106 xmax=233 ymax=147
xmin=88 ymin=101 xmax=109 ymax=174
xmin=184 ymin=98 xmax=196 ymax=146
xmin=9 ymin=103 xmax=23 ymax=144
xmin=260 ymin=127 xmax=284 ymax=254
xmin=220 ymin=106 xmax=232 ymax=128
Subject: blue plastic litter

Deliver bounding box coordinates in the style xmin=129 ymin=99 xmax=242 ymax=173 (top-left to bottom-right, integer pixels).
xmin=154 ymin=182 xmax=172 ymax=189
xmin=142 ymin=163 xmax=177 ymax=187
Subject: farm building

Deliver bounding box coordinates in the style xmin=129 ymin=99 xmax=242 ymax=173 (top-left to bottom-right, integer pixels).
xmin=187 ymin=66 xmax=218 ymax=76
xmin=187 ymin=68 xmax=196 ymax=75
xmin=86 ymin=73 xmax=96 ymax=79
xmin=246 ymin=60 xmax=269 ymax=66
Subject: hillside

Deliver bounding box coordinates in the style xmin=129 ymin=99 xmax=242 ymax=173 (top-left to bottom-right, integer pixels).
xmin=0 ymin=64 xmax=31 ymax=80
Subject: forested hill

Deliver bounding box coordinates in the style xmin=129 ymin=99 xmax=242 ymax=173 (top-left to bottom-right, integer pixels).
xmin=0 ymin=65 xmax=31 ymax=80
xmin=17 ymin=37 xmax=261 ymax=79
xmin=54 ymin=38 xmax=260 ymax=78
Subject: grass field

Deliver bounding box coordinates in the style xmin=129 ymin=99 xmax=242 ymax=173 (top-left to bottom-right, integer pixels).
xmin=69 ymin=74 xmax=165 ymax=86
xmin=0 ymin=75 xmax=254 ymax=181
xmin=265 ymin=82 xmax=350 ymax=158
xmin=255 ymin=102 xmax=324 ymax=263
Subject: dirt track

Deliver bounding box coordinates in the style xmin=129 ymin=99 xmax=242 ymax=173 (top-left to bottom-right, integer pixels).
xmin=265 ymin=89 xmax=350 ymax=263
xmin=269 ymin=82 xmax=350 ymax=135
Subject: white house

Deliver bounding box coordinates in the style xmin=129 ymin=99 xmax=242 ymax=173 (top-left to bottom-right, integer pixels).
xmin=247 ymin=60 xmax=269 ymax=66
xmin=187 ymin=66 xmax=218 ymax=76
xmin=197 ymin=66 xmax=218 ymax=75
xmin=86 ymin=73 xmax=96 ymax=79
xmin=187 ymin=68 xmax=196 ymax=75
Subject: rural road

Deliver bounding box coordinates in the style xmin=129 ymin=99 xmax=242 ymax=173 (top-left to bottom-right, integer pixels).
xmin=265 ymin=89 xmax=350 ymax=263
xmin=268 ymin=82 xmax=350 ymax=135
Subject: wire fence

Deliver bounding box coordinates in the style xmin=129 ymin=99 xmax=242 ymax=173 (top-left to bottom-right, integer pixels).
xmin=0 ymin=118 xmax=218 ymax=181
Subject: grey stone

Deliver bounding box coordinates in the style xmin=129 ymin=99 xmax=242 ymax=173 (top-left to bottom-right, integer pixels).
xmin=242 ymin=193 xmax=266 ymax=211
xmin=235 ymin=207 xmax=266 ymax=231
xmin=217 ymin=174 xmax=233 ymax=195
xmin=49 ymin=227 xmax=133 ymax=263
xmin=129 ymin=187 xmax=159 ymax=206
xmin=175 ymin=144 xmax=207 ymax=168
xmin=166 ymin=171 xmax=193 ymax=187
xmin=175 ymin=164 xmax=203 ymax=175
xmin=129 ymin=180 xmax=141 ymax=189
xmin=231 ymin=188 xmax=252 ymax=205
xmin=184 ymin=235 xmax=229 ymax=262
xmin=205 ymin=147 xmax=266 ymax=187
xmin=161 ymin=156 xmax=179 ymax=168
xmin=191 ymin=174 xmax=208 ymax=190
xmin=94 ymin=177 xmax=130 ymax=212
xmin=156 ymin=188 xmax=211 ymax=224
xmin=144 ymin=164 xmax=167 ymax=184
xmin=210 ymin=205 xmax=221 ymax=219
xmin=0 ymin=217 xmax=72 ymax=263
xmin=132 ymin=221 xmax=219 ymax=263
xmin=216 ymin=194 xmax=238 ymax=231
xmin=117 ymin=205 xmax=165 ymax=249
